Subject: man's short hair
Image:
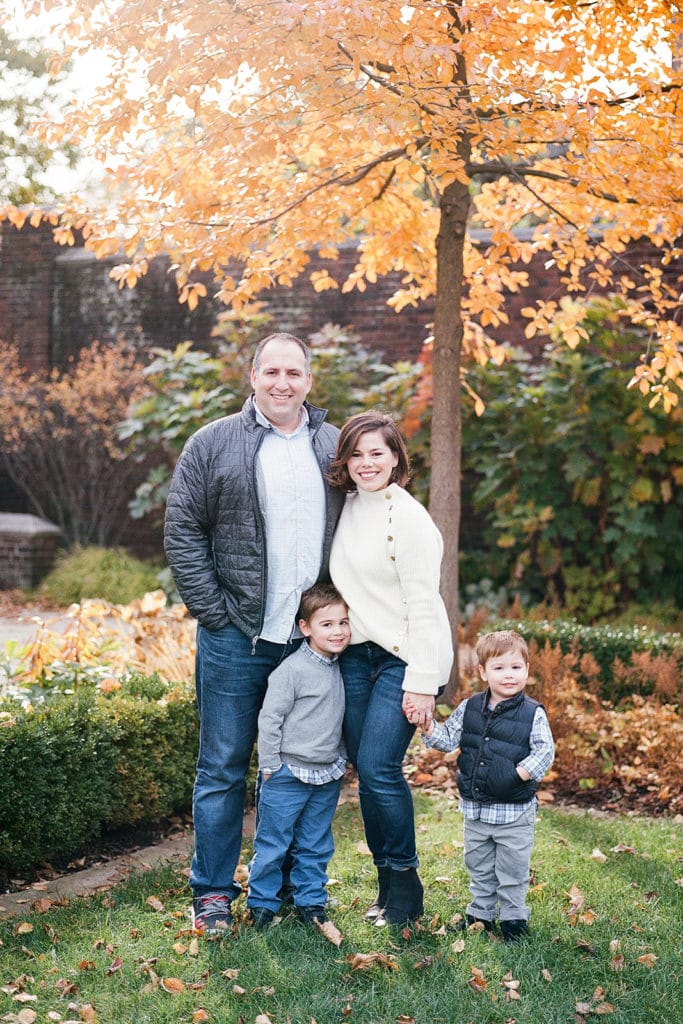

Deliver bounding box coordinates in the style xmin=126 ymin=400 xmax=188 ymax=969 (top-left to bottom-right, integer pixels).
xmin=298 ymin=582 xmax=347 ymax=623
xmin=252 ymin=333 xmax=311 ymax=373
xmin=476 ymin=629 xmax=529 ymax=667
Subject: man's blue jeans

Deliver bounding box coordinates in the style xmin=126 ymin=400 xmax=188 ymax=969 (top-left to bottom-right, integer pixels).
xmin=190 ymin=624 xmax=298 ymax=900
xmin=248 ymin=766 xmax=340 ymax=912
xmin=340 ymin=642 xmax=419 ymax=869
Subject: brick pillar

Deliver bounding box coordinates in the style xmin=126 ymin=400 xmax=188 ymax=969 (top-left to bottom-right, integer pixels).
xmin=0 ymin=513 xmax=61 ymax=589
xmin=0 ymin=220 xmax=56 ymax=372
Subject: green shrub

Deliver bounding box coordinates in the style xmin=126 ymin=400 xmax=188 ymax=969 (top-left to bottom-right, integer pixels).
xmin=0 ymin=674 xmax=198 ymax=880
xmin=0 ymin=693 xmax=118 ymax=877
xmin=492 ymin=617 xmax=682 ymax=702
xmin=38 ymin=545 xmax=161 ymax=606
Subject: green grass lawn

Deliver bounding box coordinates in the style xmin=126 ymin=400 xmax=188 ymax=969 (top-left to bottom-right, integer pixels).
xmin=1 ymin=796 xmax=681 ymax=1024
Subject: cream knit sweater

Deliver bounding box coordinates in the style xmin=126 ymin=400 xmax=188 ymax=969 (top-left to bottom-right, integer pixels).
xmin=330 ymin=485 xmax=453 ymax=695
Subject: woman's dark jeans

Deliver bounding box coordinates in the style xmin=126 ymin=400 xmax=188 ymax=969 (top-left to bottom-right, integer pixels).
xmin=340 ymin=642 xmax=419 ymax=869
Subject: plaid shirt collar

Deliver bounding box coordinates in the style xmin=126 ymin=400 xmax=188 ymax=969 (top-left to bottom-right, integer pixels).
xmin=301 ymin=638 xmax=338 ymax=666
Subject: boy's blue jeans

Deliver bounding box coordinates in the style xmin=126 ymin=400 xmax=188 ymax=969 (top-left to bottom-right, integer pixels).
xmin=340 ymin=642 xmax=419 ymax=870
xmin=247 ymin=766 xmax=341 ymax=912
xmin=190 ymin=624 xmax=298 ymax=901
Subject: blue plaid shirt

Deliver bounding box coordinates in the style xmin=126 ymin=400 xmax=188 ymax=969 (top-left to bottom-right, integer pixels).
xmin=424 ymin=695 xmax=554 ymax=825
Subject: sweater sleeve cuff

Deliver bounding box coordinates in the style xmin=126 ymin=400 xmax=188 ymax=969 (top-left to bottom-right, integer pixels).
xmin=401 ymin=668 xmax=440 ymax=696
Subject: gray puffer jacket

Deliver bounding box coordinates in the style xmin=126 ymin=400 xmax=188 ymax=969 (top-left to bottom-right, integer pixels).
xmin=164 ymin=396 xmax=343 ymax=637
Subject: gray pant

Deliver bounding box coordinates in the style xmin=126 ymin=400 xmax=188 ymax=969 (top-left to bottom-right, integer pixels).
xmin=463 ymin=805 xmax=536 ymax=922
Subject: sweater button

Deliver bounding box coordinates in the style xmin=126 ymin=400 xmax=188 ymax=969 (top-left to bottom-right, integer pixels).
xmin=387 ymin=535 xmax=393 ymax=541
xmin=393 ymin=645 xmax=399 ymax=652
xmin=385 ymin=491 xmax=392 ymax=499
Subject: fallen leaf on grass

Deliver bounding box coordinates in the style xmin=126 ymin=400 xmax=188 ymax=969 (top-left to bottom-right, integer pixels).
xmin=566 ymin=885 xmax=584 ymax=911
xmin=468 ymin=966 xmax=487 ymax=994
xmin=451 ymin=939 xmax=466 ymax=954
xmin=610 ymin=844 xmax=636 ymax=855
xmin=15 ymin=1010 xmax=38 ymax=1024
xmin=221 ymin=969 xmax=240 ymax=980
xmin=13 ymin=994 xmax=38 ymax=1004
xmin=590 ymin=849 xmax=608 ymax=863
xmin=105 ymin=957 xmax=123 ymax=975
xmin=502 ymin=972 xmax=521 ymax=1002
xmin=636 ymin=953 xmax=658 ymax=967
xmin=192 ymin=1010 xmax=210 ymax=1022
xmin=12 ymin=923 xmax=33 ymax=937
xmin=55 ymin=979 xmax=78 ymax=998
xmin=254 ymin=1015 xmax=272 ymax=1024
xmin=232 ymin=985 xmax=246 ymax=996
xmin=345 ymin=952 xmax=398 ymax=972
xmin=145 ymin=896 xmax=165 ymax=912
xmin=315 ymin=919 xmax=343 ymax=946
xmin=396 ymin=1016 xmax=415 ymax=1023
xmin=541 ymin=968 xmax=552 ymax=982
xmin=160 ymin=978 xmax=186 ymax=994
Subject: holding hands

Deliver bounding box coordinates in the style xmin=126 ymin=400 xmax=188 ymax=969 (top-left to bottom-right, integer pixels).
xmin=402 ymin=692 xmax=436 ymax=734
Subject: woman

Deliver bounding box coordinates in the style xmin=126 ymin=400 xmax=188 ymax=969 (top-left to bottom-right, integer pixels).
xmin=328 ymin=412 xmax=453 ymax=926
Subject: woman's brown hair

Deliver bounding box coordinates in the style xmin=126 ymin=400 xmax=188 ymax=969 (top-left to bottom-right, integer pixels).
xmin=327 ymin=412 xmax=411 ymax=492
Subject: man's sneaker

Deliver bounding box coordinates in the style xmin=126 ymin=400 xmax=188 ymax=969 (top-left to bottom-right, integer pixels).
xmin=297 ymin=904 xmax=327 ymax=925
xmin=192 ymin=894 xmax=233 ymax=934
xmin=250 ymin=907 xmax=276 ymax=930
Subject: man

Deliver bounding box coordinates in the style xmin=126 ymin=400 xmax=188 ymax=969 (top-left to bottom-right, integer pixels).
xmin=164 ymin=332 xmax=344 ymax=934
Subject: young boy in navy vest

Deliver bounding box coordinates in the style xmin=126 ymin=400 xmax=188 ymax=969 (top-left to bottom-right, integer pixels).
xmin=407 ymin=629 xmax=554 ymax=942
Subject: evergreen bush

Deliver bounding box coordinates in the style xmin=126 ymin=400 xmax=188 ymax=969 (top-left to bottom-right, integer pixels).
xmin=38 ymin=546 xmax=161 ymax=606
xmin=0 ymin=674 xmax=198 ymax=880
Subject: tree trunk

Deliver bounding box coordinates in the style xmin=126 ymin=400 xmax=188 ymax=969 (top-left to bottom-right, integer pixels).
xmin=429 ymin=173 xmax=471 ymax=700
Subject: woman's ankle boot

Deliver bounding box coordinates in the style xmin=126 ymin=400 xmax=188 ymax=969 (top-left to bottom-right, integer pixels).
xmin=375 ymin=868 xmax=424 ymax=927
xmin=364 ymin=866 xmax=392 ymax=920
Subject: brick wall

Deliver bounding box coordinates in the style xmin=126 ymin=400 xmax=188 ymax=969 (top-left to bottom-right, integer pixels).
xmin=3 ymin=221 xmax=680 ymax=372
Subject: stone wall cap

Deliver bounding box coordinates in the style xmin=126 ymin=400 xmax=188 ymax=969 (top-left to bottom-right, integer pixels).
xmin=0 ymin=513 xmax=61 ymax=536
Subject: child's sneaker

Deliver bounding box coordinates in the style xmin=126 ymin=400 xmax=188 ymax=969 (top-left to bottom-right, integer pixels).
xmin=192 ymin=894 xmax=233 ymax=934
xmin=500 ymin=919 xmax=529 ymax=943
xmin=297 ymin=905 xmax=327 ymax=924
xmin=250 ymin=907 xmax=276 ymax=930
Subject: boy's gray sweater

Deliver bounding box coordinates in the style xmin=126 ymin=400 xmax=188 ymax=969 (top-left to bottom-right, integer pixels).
xmin=257 ymin=643 xmax=346 ymax=772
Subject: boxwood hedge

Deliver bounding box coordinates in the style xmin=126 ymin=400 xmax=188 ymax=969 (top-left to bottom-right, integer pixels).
xmin=0 ymin=674 xmax=199 ymax=881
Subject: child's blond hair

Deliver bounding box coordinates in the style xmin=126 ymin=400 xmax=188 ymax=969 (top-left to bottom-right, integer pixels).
xmin=475 ymin=629 xmax=529 ymax=667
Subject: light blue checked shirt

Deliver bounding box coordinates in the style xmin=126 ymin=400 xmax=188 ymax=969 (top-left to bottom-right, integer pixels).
xmin=424 ymin=695 xmax=555 ymax=825
xmin=254 ymin=403 xmax=326 ymax=643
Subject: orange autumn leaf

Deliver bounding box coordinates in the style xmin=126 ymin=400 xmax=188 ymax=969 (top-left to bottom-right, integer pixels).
xmin=345 ymin=952 xmax=398 ymax=972
xmin=161 ymin=977 xmax=186 ymax=994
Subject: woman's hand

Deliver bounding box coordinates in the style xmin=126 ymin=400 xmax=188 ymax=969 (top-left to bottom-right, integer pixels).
xmin=402 ymin=691 xmax=435 ymax=729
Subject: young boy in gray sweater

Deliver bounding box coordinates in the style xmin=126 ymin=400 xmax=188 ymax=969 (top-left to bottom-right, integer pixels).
xmin=247 ymin=583 xmax=350 ymax=929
